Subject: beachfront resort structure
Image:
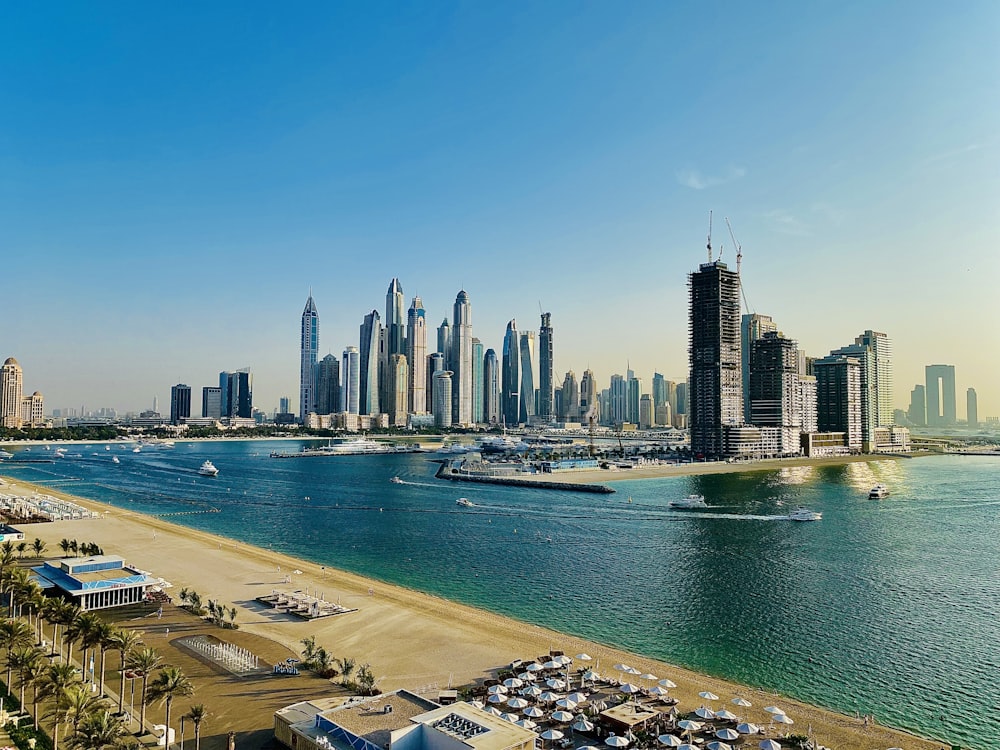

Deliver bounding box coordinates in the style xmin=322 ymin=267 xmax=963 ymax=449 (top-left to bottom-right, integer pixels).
xmin=31 ymin=554 xmax=159 ymax=611
xmin=1 ymin=356 xmax=46 ymax=429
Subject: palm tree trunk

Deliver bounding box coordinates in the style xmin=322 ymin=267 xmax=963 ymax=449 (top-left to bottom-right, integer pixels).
xmin=139 ymin=676 xmax=148 ymax=732
xmin=164 ymin=698 xmax=172 ymax=750
xmin=99 ymin=647 xmax=107 ymax=695
xmin=52 ymin=712 xmax=60 ymax=750
xmin=195 ymin=725 xmax=200 ymax=750
xmin=32 ymin=685 xmax=38 ymax=730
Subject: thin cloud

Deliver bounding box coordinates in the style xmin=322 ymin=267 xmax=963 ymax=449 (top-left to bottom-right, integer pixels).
xmin=763 ymin=209 xmax=810 ymax=237
xmin=920 ymin=143 xmax=983 ymax=167
xmin=676 ymin=166 xmax=747 ymax=190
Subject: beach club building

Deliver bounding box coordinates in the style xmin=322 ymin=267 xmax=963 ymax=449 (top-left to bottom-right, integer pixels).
xmin=276 ymin=695 xmax=536 ymax=750
xmin=30 ymin=555 xmax=158 ymax=611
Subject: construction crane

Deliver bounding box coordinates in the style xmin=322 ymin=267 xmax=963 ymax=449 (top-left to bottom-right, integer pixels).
xmin=706 ymin=210 xmax=714 ymax=263
xmin=725 ymin=216 xmax=752 ymax=314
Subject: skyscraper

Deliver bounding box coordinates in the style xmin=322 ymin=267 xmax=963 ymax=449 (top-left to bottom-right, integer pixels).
xmin=342 ymin=346 xmax=360 ymax=414
xmin=385 ymin=278 xmax=405 ymax=358
xmin=689 ymin=260 xmax=743 ymax=459
xmin=652 ymin=373 xmax=667 ymax=413
xmin=925 ymin=364 xmax=957 ymax=426
xmin=483 ymin=348 xmax=499 ymax=424
xmin=202 ymin=387 xmax=222 ymax=419
xmin=20 ymin=392 xmax=43 ymax=427
xmin=560 ymin=371 xmax=579 ymax=422
xmin=907 ymin=385 xmax=926 ymax=426
xmin=519 ymin=331 xmax=536 ymax=424
xmin=406 ymin=296 xmax=427 ymax=415
xmin=472 ymin=338 xmax=484 ymax=424
xmin=749 ymin=331 xmax=801 ymax=454
xmin=299 ymin=293 xmax=319 ymax=422
xmin=854 ymin=330 xmax=893 ymax=428
xmin=316 ymin=354 xmax=341 ymax=415
xmin=815 ymin=354 xmax=862 ymax=451
xmin=219 ymin=369 xmax=252 ymax=418
xmin=170 ymin=384 xmax=192 ymax=425
xmin=626 ymin=370 xmax=642 ymax=425
xmin=437 ymin=319 xmax=452 ymax=370
xmin=579 ymin=369 xmax=598 ymax=423
xmin=432 ymin=371 xmax=453 ymax=428
xmin=359 ymin=311 xmax=381 ymax=416
xmin=1 ymin=357 xmax=23 ymax=428
xmin=967 ymin=388 xmax=978 ymax=428
xmin=389 ymin=354 xmax=409 ymax=426
xmin=452 ymin=291 xmax=473 ymax=426
xmin=501 ymin=320 xmax=520 ymax=426
xmin=426 ymin=352 xmax=445 ymax=413
xmin=741 ymin=313 xmax=777 ymax=423
xmin=609 ymin=374 xmax=627 ymax=425
xmin=538 ymin=312 xmax=554 ymax=420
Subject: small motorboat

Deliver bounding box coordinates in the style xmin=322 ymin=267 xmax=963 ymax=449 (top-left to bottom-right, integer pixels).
xmin=456 ymin=497 xmax=474 ymax=508
xmin=390 ymin=476 xmax=403 ymax=484
xmin=868 ymin=484 xmax=889 ymax=499
xmin=668 ymin=494 xmax=708 ymax=509
xmin=788 ymin=507 xmax=822 ymax=521
xmin=112 ymin=456 xmax=120 ymax=464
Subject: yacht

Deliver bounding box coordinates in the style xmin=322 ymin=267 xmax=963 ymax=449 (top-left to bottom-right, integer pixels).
xmin=456 ymin=497 xmax=474 ymax=508
xmin=788 ymin=507 xmax=822 ymax=521
xmin=0 ymin=450 xmax=12 ymax=459
xmin=132 ymin=446 xmax=141 ymax=453
xmin=478 ymin=435 xmax=523 ymax=453
xmin=868 ymin=484 xmax=889 ymax=499
xmin=112 ymin=456 xmax=120 ymax=464
xmin=270 ymin=438 xmax=423 ymax=457
xmin=198 ymin=460 xmax=219 ymax=477
xmin=668 ymin=494 xmax=708 ymax=509
xmin=436 ymin=442 xmax=473 ymax=455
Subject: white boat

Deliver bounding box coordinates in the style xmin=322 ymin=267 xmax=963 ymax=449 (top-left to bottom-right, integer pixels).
xmin=478 ymin=435 xmax=523 ymax=453
xmin=112 ymin=456 xmax=120 ymax=464
xmin=668 ymin=494 xmax=708 ymax=509
xmin=198 ymin=460 xmax=219 ymax=477
xmin=456 ymin=497 xmax=474 ymax=508
xmin=132 ymin=447 xmax=141 ymax=453
xmin=788 ymin=507 xmax=822 ymax=521
xmin=389 ymin=476 xmax=403 ymax=484
xmin=436 ymin=442 xmax=473 ymax=454
xmin=0 ymin=450 xmax=12 ymax=459
xmin=105 ymin=445 xmax=111 ymax=451
xmin=868 ymin=484 xmax=889 ymax=499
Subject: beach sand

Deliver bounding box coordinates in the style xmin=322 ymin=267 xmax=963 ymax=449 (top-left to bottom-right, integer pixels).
xmin=0 ymin=474 xmax=942 ymax=750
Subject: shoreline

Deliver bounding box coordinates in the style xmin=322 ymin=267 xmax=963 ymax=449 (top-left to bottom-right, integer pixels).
xmin=0 ymin=473 xmax=945 ymax=750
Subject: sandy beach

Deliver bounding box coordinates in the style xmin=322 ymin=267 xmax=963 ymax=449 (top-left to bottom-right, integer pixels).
xmin=0 ymin=474 xmax=943 ymax=750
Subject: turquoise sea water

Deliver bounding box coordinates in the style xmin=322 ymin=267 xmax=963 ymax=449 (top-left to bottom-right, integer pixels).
xmin=2 ymin=443 xmax=998 ymax=749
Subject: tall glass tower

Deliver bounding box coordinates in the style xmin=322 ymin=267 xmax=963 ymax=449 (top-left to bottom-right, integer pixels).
xmin=452 ymin=291 xmax=473 ymax=426
xmin=484 ymin=348 xmax=499 ymax=424
xmin=359 ymin=311 xmax=381 ymax=416
xmin=538 ymin=312 xmax=554 ymax=420
xmin=472 ymin=338 xmax=484 ymax=424
xmin=406 ymin=297 xmax=427 ymax=414
xmin=502 ymin=320 xmax=520 ymax=426
xmin=519 ymin=331 xmax=535 ymax=424
xmin=299 ymin=293 xmax=319 ymax=423
xmin=342 ymin=346 xmax=360 ymax=414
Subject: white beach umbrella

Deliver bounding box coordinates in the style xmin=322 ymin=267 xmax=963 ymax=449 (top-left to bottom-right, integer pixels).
xmin=694 ymin=707 xmax=716 ymax=719
xmin=501 ymin=713 xmax=519 ymax=723
xmin=619 ymin=683 xmax=642 ymax=695
xmin=759 ymin=741 xmax=782 ymax=750
xmin=639 ymin=673 xmax=658 ymax=681
xmin=518 ymin=671 xmax=537 ymax=681
xmin=556 ymin=655 xmax=574 ymax=666
xmin=715 ymin=709 xmax=739 ymax=721
xmin=677 ymin=745 xmax=699 ymax=750
xmin=547 ymin=678 xmax=567 ymax=690
xmin=677 ymin=720 xmax=702 ymax=733
xmin=522 ymin=686 xmax=543 ymax=698
xmin=469 ymin=700 xmax=484 ymax=709
xmin=572 ymin=718 xmax=594 ymax=732
xmin=605 ymin=736 xmax=630 ymax=747
xmin=523 ymin=706 xmax=545 ymax=718
xmin=555 ymin=698 xmax=578 ymax=710
xmin=539 ymin=691 xmax=561 ymax=703
xmin=626 ymin=667 xmax=642 ymax=676
xmin=544 ymin=660 xmax=562 ymax=670
xmin=515 ymin=719 xmax=538 ymax=730
xmin=583 ymin=670 xmax=600 ymax=681
xmin=706 ymin=742 xmax=731 ymax=750
xmin=540 ymin=729 xmax=565 ymax=741
xmin=487 ymin=694 xmax=507 ymax=704
xmin=488 ymin=684 xmax=508 ymax=695
xmin=526 ymin=662 xmax=546 ymax=672
xmin=736 ymin=723 xmax=759 ymax=735
xmin=576 ymin=653 xmax=593 ymax=661
xmin=486 ymin=706 xmax=504 ymax=716
xmin=763 ymin=706 xmax=785 ymax=715
xmin=699 ymin=691 xmax=720 ymax=701
xmin=504 ymin=677 xmax=524 ymax=688
xmin=658 ymin=679 xmax=677 ymax=689
xmin=658 ymin=735 xmax=683 ymax=747
xmin=566 ymin=692 xmax=589 ymax=704
xmin=716 ymin=729 xmax=740 ymax=741
xmin=507 ymin=697 xmax=529 ymax=709
xmin=649 ymin=686 xmax=670 ymax=696
xmin=613 ymin=663 xmax=633 ymax=672
xmin=590 ymin=700 xmax=608 ymax=712
xmin=772 ymin=714 xmax=794 ymax=725
xmin=731 ymin=697 xmax=752 ymax=708
xmin=551 ymin=710 xmax=575 ymax=723
xmin=577 ymin=746 xmax=601 ymax=750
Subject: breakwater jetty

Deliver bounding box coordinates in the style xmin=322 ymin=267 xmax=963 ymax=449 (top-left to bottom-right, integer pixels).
xmin=434 ymin=461 xmax=615 ymax=494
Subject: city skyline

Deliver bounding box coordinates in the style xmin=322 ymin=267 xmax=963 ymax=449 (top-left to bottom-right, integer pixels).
xmin=2 ymin=4 xmax=997 ymax=416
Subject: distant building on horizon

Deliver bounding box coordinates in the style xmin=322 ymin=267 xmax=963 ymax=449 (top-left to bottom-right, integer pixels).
xmin=967 ymin=387 xmax=978 ymax=428
xmin=202 ymin=386 xmax=222 ymax=419
xmin=907 ymin=384 xmax=926 ymax=426
xmin=483 ymin=348 xmax=499 ymax=424
xmin=406 ymin=296 xmax=427 ymax=415
xmin=432 ymin=370 xmax=453 ymax=428
xmin=814 ymin=354 xmax=862 ymax=451
xmin=1 ymin=357 xmax=24 ymax=428
xmin=518 ymin=331 xmax=536 ymax=424
xmin=170 ymin=384 xmax=192 ymax=425
xmin=219 ymin=369 xmax=252 ymax=419
xmin=316 ymin=354 xmax=341 ymax=415
xmin=538 ymin=312 xmax=554 ymax=420
xmin=299 ymin=293 xmax=319 ymax=422
xmin=501 ymin=320 xmax=520 ymax=427
xmin=925 ymin=364 xmax=957 ymax=426
xmin=341 ymin=346 xmax=360 ymax=415
xmin=359 ymin=311 xmax=381 ymax=416
xmin=452 ymin=291 xmax=473 ymax=426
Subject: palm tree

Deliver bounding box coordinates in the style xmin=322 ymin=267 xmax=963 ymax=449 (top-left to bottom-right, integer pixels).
xmin=0 ymin=618 xmax=35 ymax=685
xmin=145 ymin=667 xmax=194 ymax=749
xmin=24 ymin=583 xmax=46 ymax=640
xmin=126 ymin=646 xmax=163 ymax=733
xmin=62 ymin=604 xmax=85 ymax=664
xmin=300 ymin=636 xmax=317 ymax=663
xmin=61 ymin=683 xmax=107 ymax=733
xmin=9 ymin=644 xmax=45 ymax=710
xmin=59 ymin=539 xmax=71 ymax=557
xmin=39 ymin=662 xmax=81 ymax=750
xmin=71 ymin=612 xmax=103 ymax=681
xmin=32 ymin=538 xmax=46 ymax=558
xmin=335 ymin=656 xmax=355 ymax=684
xmin=184 ymin=705 xmax=206 ymax=750
xmin=66 ymin=709 xmax=131 ymax=750
xmin=177 ymin=589 xmax=189 ymax=608
xmin=109 ymin=630 xmax=143 ymax=715
xmin=93 ymin=621 xmax=115 ymax=696
xmin=7 ymin=567 xmax=35 ymax=618
xmin=16 ymin=541 xmax=27 ymax=559
xmin=0 ymin=543 xmax=16 ymax=608
xmin=24 ymin=658 xmax=48 ymax=729
xmin=68 ymin=540 xmax=79 ymax=557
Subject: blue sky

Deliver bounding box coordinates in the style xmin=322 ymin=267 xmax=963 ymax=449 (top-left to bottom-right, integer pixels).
xmin=2 ymin=2 xmax=998 ymax=418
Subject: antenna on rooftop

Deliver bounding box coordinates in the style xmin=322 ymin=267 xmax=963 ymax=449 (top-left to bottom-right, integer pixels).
xmin=706 ymin=210 xmax=714 ymax=263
